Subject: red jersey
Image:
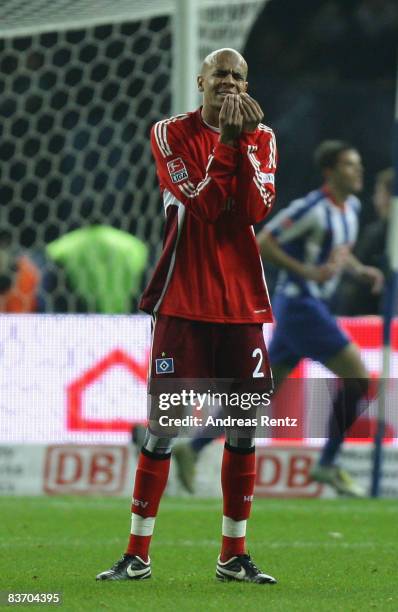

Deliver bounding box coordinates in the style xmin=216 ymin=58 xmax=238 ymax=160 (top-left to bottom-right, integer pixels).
xmin=139 ymin=108 xmax=277 ymax=324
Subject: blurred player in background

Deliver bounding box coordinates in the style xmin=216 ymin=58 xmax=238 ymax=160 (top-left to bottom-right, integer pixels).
xmin=260 ymin=140 xmax=383 ymax=496
xmin=172 ymin=141 xmax=385 ymax=497
xmin=97 ymin=48 xmax=278 ymax=584
xmin=42 ymin=225 xmax=148 ymax=313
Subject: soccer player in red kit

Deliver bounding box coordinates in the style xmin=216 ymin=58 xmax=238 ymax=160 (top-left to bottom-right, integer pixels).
xmin=96 ymin=48 xmax=277 ymax=584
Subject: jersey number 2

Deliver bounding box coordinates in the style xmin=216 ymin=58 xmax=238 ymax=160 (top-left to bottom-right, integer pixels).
xmin=252 ymin=348 xmax=264 ymax=378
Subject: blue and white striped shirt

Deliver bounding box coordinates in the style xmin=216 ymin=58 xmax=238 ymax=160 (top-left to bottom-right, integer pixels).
xmin=266 ymin=188 xmax=361 ymax=301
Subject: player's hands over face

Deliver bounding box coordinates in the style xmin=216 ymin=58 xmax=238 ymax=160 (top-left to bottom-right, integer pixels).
xmin=219 ymin=94 xmax=243 ymax=146
xmin=240 ymin=93 xmax=264 ymax=132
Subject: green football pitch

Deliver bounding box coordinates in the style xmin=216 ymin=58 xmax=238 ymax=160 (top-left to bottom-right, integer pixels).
xmin=1 ymin=496 xmax=397 ymax=611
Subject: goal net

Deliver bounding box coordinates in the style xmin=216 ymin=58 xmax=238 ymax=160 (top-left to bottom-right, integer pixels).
xmin=0 ymin=0 xmax=267 ymax=312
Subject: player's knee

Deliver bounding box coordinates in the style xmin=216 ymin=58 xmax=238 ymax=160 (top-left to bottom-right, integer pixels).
xmin=142 ymin=429 xmax=175 ymax=456
xmin=225 ymin=432 xmax=255 ymax=451
xmin=342 ymin=376 xmax=369 ymax=400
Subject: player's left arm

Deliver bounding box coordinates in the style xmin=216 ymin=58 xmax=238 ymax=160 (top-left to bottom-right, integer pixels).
xmin=343 ymin=251 xmax=384 ymax=294
xmin=234 ymin=94 xmax=277 ymax=224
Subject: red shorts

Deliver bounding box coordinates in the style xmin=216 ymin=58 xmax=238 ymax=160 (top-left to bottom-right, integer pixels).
xmin=149 ymin=314 xmax=272 ymax=388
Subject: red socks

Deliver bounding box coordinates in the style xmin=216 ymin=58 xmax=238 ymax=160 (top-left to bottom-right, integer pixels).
xmin=126 ymin=444 xmax=256 ymax=563
xmin=220 ymin=444 xmax=256 ymax=562
xmin=126 ymin=450 xmax=170 ymax=561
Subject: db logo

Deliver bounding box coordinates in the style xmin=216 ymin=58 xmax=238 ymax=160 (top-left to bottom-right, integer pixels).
xmin=254 ymin=447 xmax=323 ymax=498
xmin=43 ymin=445 xmax=128 ymax=495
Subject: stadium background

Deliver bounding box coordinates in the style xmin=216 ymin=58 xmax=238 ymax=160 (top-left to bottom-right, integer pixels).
xmin=0 ymin=0 xmax=397 ymax=498
xmin=0 ymin=0 xmax=395 ymax=302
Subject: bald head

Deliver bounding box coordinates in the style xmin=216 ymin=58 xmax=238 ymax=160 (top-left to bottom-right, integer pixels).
xmin=200 ymin=48 xmax=248 ymax=79
xmin=197 ymin=48 xmax=249 ymax=124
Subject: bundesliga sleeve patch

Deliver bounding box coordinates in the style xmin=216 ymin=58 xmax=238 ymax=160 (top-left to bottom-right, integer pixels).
xmin=259 ymin=172 xmax=275 ymax=185
xmin=167 ymin=157 xmax=188 ymax=183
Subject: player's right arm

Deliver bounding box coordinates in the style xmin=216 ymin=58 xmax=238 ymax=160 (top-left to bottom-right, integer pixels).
xmin=259 ymin=232 xmax=340 ymax=282
xmin=151 ymin=98 xmax=241 ymax=224
xmin=258 ymin=199 xmax=340 ymax=283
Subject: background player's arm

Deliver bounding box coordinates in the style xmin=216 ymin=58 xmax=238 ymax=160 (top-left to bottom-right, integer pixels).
xmin=258 ymin=200 xmax=341 ymax=282
xmin=258 ymin=230 xmax=339 ymax=282
xmin=234 ymin=95 xmax=277 ymax=224
xmin=341 ymin=251 xmax=384 ymax=293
